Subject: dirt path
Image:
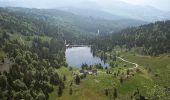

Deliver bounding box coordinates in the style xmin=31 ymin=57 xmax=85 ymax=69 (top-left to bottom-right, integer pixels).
xmin=94 ymin=79 xmax=99 ymax=83
xmin=105 ymin=53 xmax=138 ymax=70
xmin=117 ymin=57 xmax=138 ymax=70
xmin=0 ymin=58 xmax=11 ymax=72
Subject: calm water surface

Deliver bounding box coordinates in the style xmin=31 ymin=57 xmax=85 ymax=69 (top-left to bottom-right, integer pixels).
xmin=65 ymin=47 xmax=108 ymax=67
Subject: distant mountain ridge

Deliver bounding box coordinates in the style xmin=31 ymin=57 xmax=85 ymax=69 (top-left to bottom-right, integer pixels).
xmin=56 ymin=0 xmax=170 ymax=22
xmin=1 ymin=0 xmax=170 ymax=22
xmin=57 ymin=7 xmax=126 ymax=21
xmin=0 ymin=7 xmax=146 ymax=37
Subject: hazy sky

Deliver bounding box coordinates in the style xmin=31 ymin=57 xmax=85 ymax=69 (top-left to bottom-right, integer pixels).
xmin=0 ymin=0 xmax=170 ymax=11
xmin=120 ymin=0 xmax=170 ymax=11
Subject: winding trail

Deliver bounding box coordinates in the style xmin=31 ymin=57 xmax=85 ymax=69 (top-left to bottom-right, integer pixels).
xmin=117 ymin=56 xmax=138 ymax=70
xmin=106 ymin=53 xmax=138 ymax=70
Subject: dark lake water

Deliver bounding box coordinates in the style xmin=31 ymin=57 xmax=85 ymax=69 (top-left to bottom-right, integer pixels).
xmin=65 ymin=46 xmax=109 ymax=67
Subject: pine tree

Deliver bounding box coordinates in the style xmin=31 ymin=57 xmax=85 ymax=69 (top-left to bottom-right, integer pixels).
xmin=75 ymin=75 xmax=80 ymax=85
xmin=58 ymin=85 xmax=63 ymax=97
xmin=105 ymin=89 xmax=109 ymax=96
xmin=113 ymin=88 xmax=117 ymax=99
xmin=69 ymin=88 xmax=73 ymax=95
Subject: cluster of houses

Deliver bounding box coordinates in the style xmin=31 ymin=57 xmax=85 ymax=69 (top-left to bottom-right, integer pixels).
xmin=79 ymin=69 xmax=97 ymax=75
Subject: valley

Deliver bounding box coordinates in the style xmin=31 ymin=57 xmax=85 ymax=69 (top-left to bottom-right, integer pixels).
xmin=0 ymin=6 xmax=170 ymax=100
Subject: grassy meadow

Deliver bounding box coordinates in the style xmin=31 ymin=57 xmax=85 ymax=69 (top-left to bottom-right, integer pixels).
xmin=48 ymin=48 xmax=170 ymax=100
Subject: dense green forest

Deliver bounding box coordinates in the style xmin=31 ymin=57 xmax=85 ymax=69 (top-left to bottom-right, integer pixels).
xmin=0 ymin=7 xmax=146 ymax=42
xmin=0 ymin=7 xmax=68 ymax=99
xmin=91 ymin=20 xmax=170 ymax=56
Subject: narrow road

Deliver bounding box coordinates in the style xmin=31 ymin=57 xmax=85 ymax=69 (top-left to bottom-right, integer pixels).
xmin=117 ymin=57 xmax=138 ymax=70
xmin=106 ymin=53 xmax=138 ymax=70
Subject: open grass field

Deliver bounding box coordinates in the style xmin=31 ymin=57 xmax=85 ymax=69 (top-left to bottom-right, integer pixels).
xmin=121 ymin=52 xmax=170 ymax=86
xmin=9 ymin=33 xmax=52 ymax=47
xmin=0 ymin=49 xmax=5 ymax=58
xmin=0 ymin=49 xmax=9 ymax=72
xmin=49 ymin=67 xmax=113 ymax=100
xmin=49 ymin=52 xmax=160 ymax=100
xmin=48 ymin=47 xmax=170 ymax=100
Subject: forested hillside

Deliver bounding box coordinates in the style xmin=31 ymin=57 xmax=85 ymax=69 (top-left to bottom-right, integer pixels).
xmin=0 ymin=7 xmax=170 ymax=100
xmin=91 ymin=20 xmax=170 ymax=56
xmin=0 ymin=7 xmax=68 ymax=99
xmin=117 ymin=21 xmax=170 ymax=55
xmin=1 ymin=7 xmax=146 ymax=35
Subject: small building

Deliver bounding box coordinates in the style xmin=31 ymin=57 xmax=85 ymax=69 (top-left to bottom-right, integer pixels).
xmin=88 ymin=71 xmax=93 ymax=75
xmin=79 ymin=70 xmax=97 ymax=75
xmin=92 ymin=70 xmax=97 ymax=75
xmin=79 ymin=70 xmax=84 ymax=74
xmin=79 ymin=70 xmax=88 ymax=74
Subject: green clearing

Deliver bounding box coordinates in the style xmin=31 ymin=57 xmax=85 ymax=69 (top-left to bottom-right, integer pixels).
xmin=48 ymin=47 xmax=170 ymax=100
xmin=9 ymin=33 xmax=52 ymax=47
xmin=49 ymin=53 xmax=158 ymax=100
xmin=0 ymin=49 xmax=5 ymax=58
xmin=121 ymin=53 xmax=170 ymax=86
xmin=117 ymin=73 xmax=154 ymax=95
xmin=49 ymin=67 xmax=113 ymax=100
